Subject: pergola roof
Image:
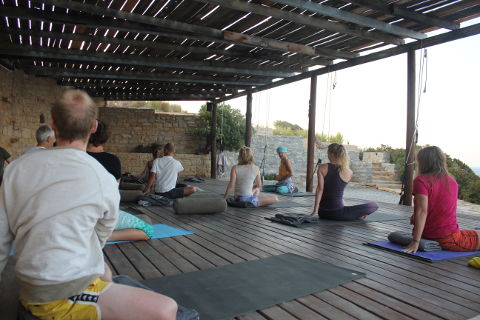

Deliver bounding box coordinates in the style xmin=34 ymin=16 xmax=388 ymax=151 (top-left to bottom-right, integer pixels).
xmin=0 ymin=0 xmax=479 ymax=101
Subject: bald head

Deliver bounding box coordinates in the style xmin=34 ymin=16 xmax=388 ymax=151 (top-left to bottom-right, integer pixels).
xmin=51 ymin=90 xmax=97 ymax=143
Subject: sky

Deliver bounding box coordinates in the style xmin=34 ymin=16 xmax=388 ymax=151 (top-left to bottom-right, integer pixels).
xmin=176 ymin=19 xmax=480 ymax=168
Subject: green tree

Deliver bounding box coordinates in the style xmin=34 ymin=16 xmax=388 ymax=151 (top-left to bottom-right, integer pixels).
xmin=196 ymin=104 xmax=246 ymax=151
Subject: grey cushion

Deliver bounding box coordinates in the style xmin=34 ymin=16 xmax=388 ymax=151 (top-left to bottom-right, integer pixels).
xmin=388 ymin=231 xmax=442 ymax=251
xmin=173 ymin=198 xmax=227 ymax=215
xmin=119 ymin=182 xmax=144 ymax=190
xmin=120 ymin=189 xmax=143 ymax=202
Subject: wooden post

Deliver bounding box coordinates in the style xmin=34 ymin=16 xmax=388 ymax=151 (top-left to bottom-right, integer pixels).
xmin=210 ymin=102 xmax=217 ymax=179
xmin=306 ymin=75 xmax=317 ymax=192
xmin=403 ymin=49 xmax=416 ymax=206
xmin=245 ymin=92 xmax=253 ymax=147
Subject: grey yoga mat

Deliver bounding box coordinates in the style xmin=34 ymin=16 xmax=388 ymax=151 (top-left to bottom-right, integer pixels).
xmin=228 ymin=200 xmax=311 ymax=209
xmin=141 ymin=253 xmax=365 ymax=320
xmin=314 ymin=211 xmax=406 ymax=225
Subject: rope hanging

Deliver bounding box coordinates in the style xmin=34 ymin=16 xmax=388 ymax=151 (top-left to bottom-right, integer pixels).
xmin=399 ymin=47 xmax=429 ymax=204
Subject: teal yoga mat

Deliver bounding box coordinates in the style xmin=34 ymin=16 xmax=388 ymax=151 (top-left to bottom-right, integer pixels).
xmin=142 ymin=253 xmax=365 ymax=320
xmin=106 ymin=224 xmax=193 ymax=244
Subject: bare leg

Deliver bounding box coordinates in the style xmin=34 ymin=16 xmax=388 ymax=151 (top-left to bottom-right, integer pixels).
xmin=252 ymin=187 xmax=260 ymax=196
xmin=258 ymin=194 xmax=278 ymax=207
xmin=183 ymin=186 xmax=196 ymax=197
xmin=107 ymin=229 xmax=149 ymax=242
xmin=99 ymin=283 xmax=177 ymax=320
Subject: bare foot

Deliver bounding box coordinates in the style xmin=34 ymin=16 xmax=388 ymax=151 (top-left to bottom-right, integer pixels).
xmin=358 ymin=215 xmax=367 ymax=220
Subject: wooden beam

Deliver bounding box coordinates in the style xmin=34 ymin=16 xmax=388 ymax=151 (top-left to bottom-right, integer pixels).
xmin=403 ymin=49 xmax=416 ymax=206
xmin=36 ymin=1 xmax=357 ymax=59
xmin=306 ymin=76 xmax=317 ymax=193
xmin=216 ymin=23 xmax=480 ymax=102
xmin=199 ymin=0 xmax=404 ymax=45
xmin=271 ymin=0 xmax=427 ymax=39
xmin=89 ymin=93 xmax=218 ymax=101
xmin=25 ymin=67 xmax=267 ymax=87
xmin=210 ymin=102 xmax=217 ymax=179
xmin=0 ymin=26 xmax=330 ymax=69
xmin=348 ymin=0 xmax=460 ymax=30
xmin=0 ymin=46 xmax=297 ymax=78
xmin=245 ymin=93 xmax=253 ymax=147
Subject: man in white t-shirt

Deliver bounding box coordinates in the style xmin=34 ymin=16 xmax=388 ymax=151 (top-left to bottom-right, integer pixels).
xmin=23 ymin=124 xmax=55 ymax=155
xmin=0 ymin=90 xmax=177 ymax=320
xmin=144 ymin=142 xmax=196 ymax=199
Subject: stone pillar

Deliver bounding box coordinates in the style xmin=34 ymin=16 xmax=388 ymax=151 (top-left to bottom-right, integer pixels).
xmin=210 ymin=102 xmax=217 ymax=179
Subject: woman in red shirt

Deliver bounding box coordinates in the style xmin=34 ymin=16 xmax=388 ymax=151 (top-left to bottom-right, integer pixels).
xmin=403 ymin=146 xmax=480 ymax=253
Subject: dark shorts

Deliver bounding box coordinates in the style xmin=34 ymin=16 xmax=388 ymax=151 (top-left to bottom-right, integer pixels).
xmin=156 ymin=187 xmax=184 ymax=199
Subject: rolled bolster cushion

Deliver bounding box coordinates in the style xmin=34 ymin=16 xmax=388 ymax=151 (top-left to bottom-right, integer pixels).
xmin=173 ymin=198 xmax=227 ymax=215
xmin=120 ymin=189 xmax=143 ymax=202
xmin=119 ymin=182 xmax=145 ymax=190
xmin=388 ymin=231 xmax=442 ymax=252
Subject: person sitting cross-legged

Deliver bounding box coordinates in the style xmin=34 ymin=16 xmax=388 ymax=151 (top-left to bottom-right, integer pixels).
xmin=224 ymin=146 xmax=278 ymax=207
xmin=143 ymin=142 xmax=196 ymax=199
xmin=311 ymin=143 xmax=378 ymax=220
xmin=0 ymin=89 xmax=177 ymax=320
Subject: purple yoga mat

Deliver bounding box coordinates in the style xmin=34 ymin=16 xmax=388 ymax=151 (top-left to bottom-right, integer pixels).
xmin=367 ymin=241 xmax=480 ymax=262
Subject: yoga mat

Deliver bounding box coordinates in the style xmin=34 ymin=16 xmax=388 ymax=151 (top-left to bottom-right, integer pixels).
xmin=366 ymin=241 xmax=480 ymax=262
xmin=290 ymin=192 xmax=315 ymax=197
xmin=313 ymin=211 xmax=405 ymax=225
xmin=141 ymin=253 xmax=364 ymax=320
xmin=231 ymin=201 xmax=311 ymax=209
xmin=106 ymin=224 xmax=193 ymax=244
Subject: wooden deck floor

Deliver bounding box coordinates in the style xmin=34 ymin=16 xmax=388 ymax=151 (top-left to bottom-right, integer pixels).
xmin=110 ymin=179 xmax=480 ymax=320
xmin=2 ymin=179 xmax=479 ymax=320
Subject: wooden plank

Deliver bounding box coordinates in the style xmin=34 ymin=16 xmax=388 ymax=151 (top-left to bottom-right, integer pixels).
xmin=102 ymin=244 xmax=142 ymax=280
xmin=279 ymin=300 xmax=328 ymax=320
xmin=314 ymin=290 xmax=383 ymax=320
xmin=199 ymin=0 xmax=404 ymax=45
xmin=272 ymin=0 xmax=427 ymax=39
xmin=116 ymin=242 xmax=163 ymax=279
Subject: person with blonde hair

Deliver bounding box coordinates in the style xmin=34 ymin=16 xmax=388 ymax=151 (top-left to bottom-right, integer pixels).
xmin=403 ymin=146 xmax=479 ymax=253
xmin=311 ymin=143 xmax=378 ymax=220
xmin=224 ymin=146 xmax=278 ymax=207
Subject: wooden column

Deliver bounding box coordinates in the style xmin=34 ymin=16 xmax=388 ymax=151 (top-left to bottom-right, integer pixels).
xmin=210 ymin=102 xmax=217 ymax=179
xmin=403 ymin=49 xmax=416 ymax=206
xmin=306 ymin=75 xmax=317 ymax=192
xmin=245 ymin=93 xmax=253 ymax=147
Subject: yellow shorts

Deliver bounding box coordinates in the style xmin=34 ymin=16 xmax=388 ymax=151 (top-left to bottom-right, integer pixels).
xmin=21 ymin=278 xmax=112 ymax=320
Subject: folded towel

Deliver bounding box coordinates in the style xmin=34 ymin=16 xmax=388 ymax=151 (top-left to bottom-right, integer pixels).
xmin=268 ymin=213 xmax=319 ymax=227
xmin=137 ymin=194 xmax=171 ymax=207
xmin=388 ymin=231 xmax=442 ymax=252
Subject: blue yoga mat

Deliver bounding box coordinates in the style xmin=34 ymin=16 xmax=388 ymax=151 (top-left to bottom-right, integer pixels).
xmin=106 ymin=224 xmax=193 ymax=244
xmin=367 ymin=241 xmax=480 ymax=262
xmin=9 ymin=225 xmax=193 ymax=255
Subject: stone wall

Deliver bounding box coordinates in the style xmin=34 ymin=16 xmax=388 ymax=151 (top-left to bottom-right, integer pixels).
xmin=115 ymin=152 xmax=210 ymax=178
xmin=219 ymin=135 xmax=319 ymax=189
xmin=98 ymin=107 xmax=204 ymax=154
xmin=363 ymin=151 xmax=390 ymax=163
xmin=0 ymin=68 xmax=64 ymax=157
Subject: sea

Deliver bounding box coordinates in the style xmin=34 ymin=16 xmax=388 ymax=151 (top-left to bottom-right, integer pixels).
xmin=472 ymin=167 xmax=480 ymax=177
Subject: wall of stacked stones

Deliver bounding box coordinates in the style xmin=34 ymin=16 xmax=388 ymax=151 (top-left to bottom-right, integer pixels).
xmin=99 ymin=107 xmax=205 ymax=154
xmin=0 ymin=69 xmax=64 ymax=157
xmin=116 ymin=152 xmax=210 ymax=178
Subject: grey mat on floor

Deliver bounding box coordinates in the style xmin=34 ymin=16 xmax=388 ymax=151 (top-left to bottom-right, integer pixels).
xmin=141 ymin=253 xmax=364 ymax=320
xmin=290 ymin=192 xmax=315 ymax=197
xmin=269 ymin=201 xmax=311 ymax=208
xmin=315 ymin=211 xmax=406 ymax=225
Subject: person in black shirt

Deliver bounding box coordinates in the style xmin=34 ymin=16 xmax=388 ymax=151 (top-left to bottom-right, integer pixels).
xmin=87 ymin=120 xmax=121 ymax=182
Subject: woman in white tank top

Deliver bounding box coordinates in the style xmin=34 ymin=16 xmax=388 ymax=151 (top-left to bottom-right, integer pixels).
xmin=224 ymin=147 xmax=278 ymax=207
